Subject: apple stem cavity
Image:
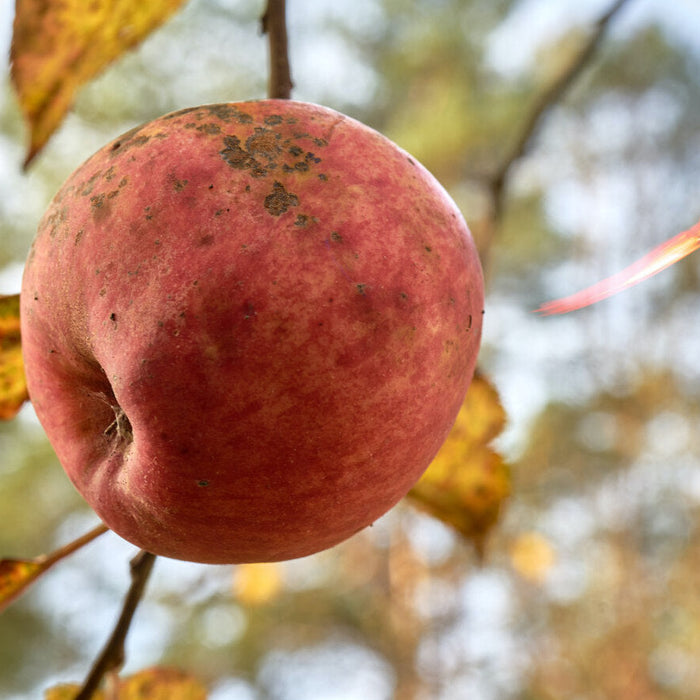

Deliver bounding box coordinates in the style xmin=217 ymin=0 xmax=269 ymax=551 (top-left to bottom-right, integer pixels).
xmin=104 ymin=405 xmax=133 ymax=446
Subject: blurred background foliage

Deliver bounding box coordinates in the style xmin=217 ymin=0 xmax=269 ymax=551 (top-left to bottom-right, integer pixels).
xmin=2 ymin=0 xmax=700 ymax=698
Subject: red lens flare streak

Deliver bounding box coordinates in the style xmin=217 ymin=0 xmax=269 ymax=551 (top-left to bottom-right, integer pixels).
xmin=537 ymin=220 xmax=700 ymax=315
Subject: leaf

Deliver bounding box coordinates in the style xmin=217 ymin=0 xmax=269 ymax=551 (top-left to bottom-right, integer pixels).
xmin=119 ymin=667 xmax=208 ymax=699
xmin=44 ymin=685 xmax=91 ymax=700
xmin=0 ymin=294 xmax=28 ymax=420
xmin=45 ymin=667 xmax=208 ymax=700
xmin=537 ymin=219 xmax=700 ymax=315
xmin=0 ymin=524 xmax=108 ymax=613
xmin=11 ymin=0 xmax=188 ymax=167
xmin=407 ymin=372 xmax=510 ymax=554
xmin=0 ymin=559 xmax=45 ymax=612
xmin=233 ymin=563 xmax=283 ymax=606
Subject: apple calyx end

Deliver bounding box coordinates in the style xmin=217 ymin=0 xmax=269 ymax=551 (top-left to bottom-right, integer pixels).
xmin=104 ymin=405 xmax=133 ymax=447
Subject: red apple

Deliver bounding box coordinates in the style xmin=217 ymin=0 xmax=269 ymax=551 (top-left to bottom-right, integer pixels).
xmin=20 ymin=100 xmax=484 ymax=564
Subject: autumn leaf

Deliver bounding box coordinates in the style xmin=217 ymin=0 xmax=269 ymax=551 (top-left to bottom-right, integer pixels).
xmin=0 ymin=559 xmax=45 ymax=612
xmin=407 ymin=372 xmax=510 ymax=554
xmin=43 ymin=685 xmax=85 ymax=700
xmin=120 ymin=667 xmax=208 ymax=699
xmin=45 ymin=667 xmax=208 ymax=700
xmin=0 ymin=524 xmax=108 ymax=613
xmin=11 ymin=0 xmax=188 ymax=167
xmin=537 ymin=219 xmax=700 ymax=315
xmin=0 ymin=294 xmax=28 ymax=420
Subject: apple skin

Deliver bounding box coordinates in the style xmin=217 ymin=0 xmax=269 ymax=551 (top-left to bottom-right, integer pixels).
xmin=20 ymin=100 xmax=484 ymax=564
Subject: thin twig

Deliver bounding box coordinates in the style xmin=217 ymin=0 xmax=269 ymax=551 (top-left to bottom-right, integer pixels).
xmin=40 ymin=523 xmax=110 ymax=568
xmin=489 ymin=0 xmax=635 ymax=221
xmin=75 ymin=550 xmax=157 ymax=700
xmin=261 ymin=0 xmax=293 ymax=99
xmin=0 ymin=523 xmax=110 ymax=614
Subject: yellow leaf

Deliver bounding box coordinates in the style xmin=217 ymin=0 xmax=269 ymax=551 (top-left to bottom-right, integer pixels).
xmin=509 ymin=532 xmax=556 ymax=584
xmin=0 ymin=294 xmax=28 ymax=420
xmin=45 ymin=668 xmax=207 ymax=700
xmin=11 ymin=0 xmax=188 ymax=167
xmin=45 ymin=685 xmax=103 ymax=700
xmin=0 ymin=524 xmax=108 ymax=613
xmin=233 ymin=562 xmax=283 ymax=606
xmin=0 ymin=558 xmax=45 ymax=612
xmin=407 ymin=372 xmax=510 ymax=554
xmin=119 ymin=667 xmax=208 ymax=699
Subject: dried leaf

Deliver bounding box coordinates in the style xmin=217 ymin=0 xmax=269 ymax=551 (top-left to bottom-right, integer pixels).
xmin=0 ymin=524 xmax=108 ymax=613
xmin=233 ymin=562 xmax=283 ymax=606
xmin=407 ymin=372 xmax=510 ymax=554
xmin=11 ymin=0 xmax=188 ymax=167
xmin=537 ymin=219 xmax=700 ymax=315
xmin=44 ymin=685 xmax=95 ymax=700
xmin=45 ymin=668 xmax=208 ymax=700
xmin=0 ymin=294 xmax=28 ymax=419
xmin=0 ymin=558 xmax=45 ymax=612
xmin=119 ymin=667 xmax=208 ymax=699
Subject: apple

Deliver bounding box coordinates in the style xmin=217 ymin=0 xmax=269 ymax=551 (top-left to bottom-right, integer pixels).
xmin=20 ymin=100 xmax=484 ymax=564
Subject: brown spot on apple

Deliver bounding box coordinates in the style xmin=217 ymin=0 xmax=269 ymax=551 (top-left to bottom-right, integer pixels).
xmin=196 ymin=123 xmax=221 ymax=135
xmin=220 ymin=135 xmax=267 ymax=177
xmin=246 ymin=127 xmax=282 ymax=158
xmin=109 ymin=132 xmax=151 ymax=155
xmin=202 ymin=103 xmax=253 ymax=123
xmin=81 ymin=173 xmax=101 ymax=196
xmin=264 ymin=181 xmax=299 ymax=216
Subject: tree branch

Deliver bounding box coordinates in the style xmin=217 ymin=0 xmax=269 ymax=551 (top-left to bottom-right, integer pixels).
xmin=261 ymin=0 xmax=293 ymax=99
xmin=488 ymin=0 xmax=635 ymax=221
xmin=75 ymin=550 xmax=157 ymax=700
